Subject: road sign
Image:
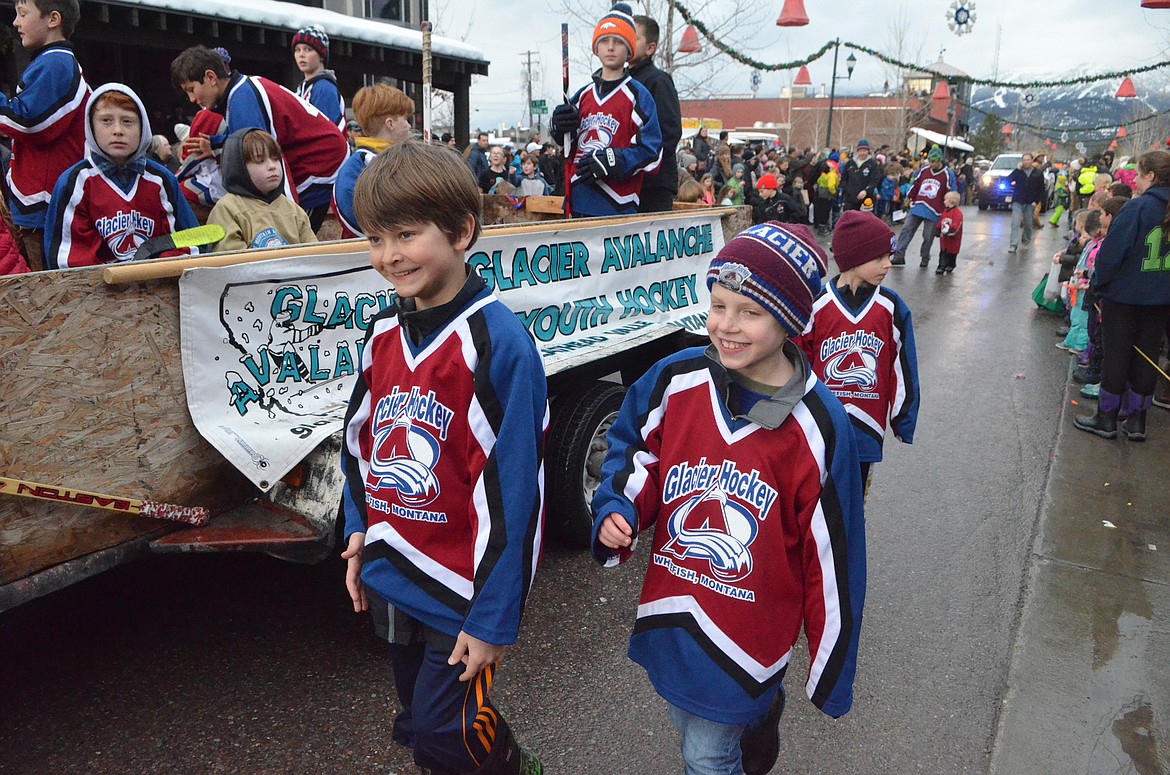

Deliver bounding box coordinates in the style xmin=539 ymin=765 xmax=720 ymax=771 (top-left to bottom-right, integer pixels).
xmin=531 ymin=99 xmax=548 ymax=114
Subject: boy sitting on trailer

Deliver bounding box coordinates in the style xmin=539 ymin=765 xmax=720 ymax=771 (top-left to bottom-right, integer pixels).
xmin=206 ymin=129 xmax=316 ymax=252
xmin=44 ymin=83 xmax=199 ymax=269
xmin=0 ymin=0 xmax=89 ymax=270
xmin=170 ymin=45 xmax=350 ymax=232
xmin=340 ymin=141 xmax=547 ymax=775
xmin=291 ymin=25 xmax=346 ymax=132
xmin=332 ymin=83 xmax=414 ymax=239
xmin=549 ymin=2 xmax=662 ymax=217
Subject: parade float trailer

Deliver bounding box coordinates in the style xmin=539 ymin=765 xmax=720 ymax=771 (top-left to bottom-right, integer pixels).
xmin=0 ymin=203 xmax=750 ymax=611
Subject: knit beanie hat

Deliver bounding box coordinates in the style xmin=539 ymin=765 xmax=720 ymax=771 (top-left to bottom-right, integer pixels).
xmin=856 ymin=138 xmax=871 ymax=149
xmin=831 ymin=210 xmax=897 ymax=272
xmin=211 ymin=46 xmax=232 ymax=73
xmin=292 ymin=25 xmax=329 ymax=64
xmin=928 ymin=145 xmax=944 ymax=163
xmin=593 ymin=3 xmax=636 ymax=58
xmin=757 ymin=173 xmax=779 ymax=190
xmin=707 ymin=221 xmax=828 ymax=338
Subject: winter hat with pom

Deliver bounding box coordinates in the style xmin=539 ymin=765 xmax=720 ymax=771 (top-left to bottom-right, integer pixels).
xmin=593 ymin=3 xmax=637 ymax=58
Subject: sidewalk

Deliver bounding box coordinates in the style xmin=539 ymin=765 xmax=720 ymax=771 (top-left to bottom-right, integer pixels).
xmin=989 ymin=380 xmax=1170 ymax=772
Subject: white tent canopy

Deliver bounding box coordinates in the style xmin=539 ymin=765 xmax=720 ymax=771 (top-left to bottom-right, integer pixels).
xmin=908 ymin=126 xmax=974 ymax=153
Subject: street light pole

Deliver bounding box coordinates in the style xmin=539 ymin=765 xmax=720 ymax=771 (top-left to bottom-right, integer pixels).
xmin=824 ymin=40 xmax=856 ymax=150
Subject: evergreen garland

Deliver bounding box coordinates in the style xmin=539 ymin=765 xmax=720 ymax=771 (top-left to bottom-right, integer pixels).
xmin=670 ymin=1 xmax=1170 ymax=89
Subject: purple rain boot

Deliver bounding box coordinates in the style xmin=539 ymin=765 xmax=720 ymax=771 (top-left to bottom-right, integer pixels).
xmin=1074 ymin=388 xmax=1120 ymax=439
xmin=1122 ymin=394 xmax=1153 ymax=442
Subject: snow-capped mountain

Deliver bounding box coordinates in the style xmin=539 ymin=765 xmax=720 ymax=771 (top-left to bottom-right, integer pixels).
xmin=969 ymin=65 xmax=1170 ymax=147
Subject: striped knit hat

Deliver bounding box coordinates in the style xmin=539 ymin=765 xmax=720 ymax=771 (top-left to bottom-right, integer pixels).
xmin=707 ymin=221 xmax=828 ymax=338
xmin=292 ymin=25 xmax=329 ymax=64
xmin=593 ymin=3 xmax=636 ymax=57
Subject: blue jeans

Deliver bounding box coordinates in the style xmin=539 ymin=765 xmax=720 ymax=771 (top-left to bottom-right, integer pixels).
xmin=667 ymin=703 xmax=750 ymax=775
xmin=892 ymin=212 xmax=937 ymax=263
xmin=1010 ymin=200 xmax=1033 ymax=248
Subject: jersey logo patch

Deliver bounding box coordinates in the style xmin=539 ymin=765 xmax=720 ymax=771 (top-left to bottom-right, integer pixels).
xmin=661 ymin=481 xmax=757 ymax=583
xmin=370 ymin=412 xmax=441 ymax=506
xmin=823 ymin=345 xmax=878 ymax=391
xmin=95 ymin=209 xmax=156 ymax=262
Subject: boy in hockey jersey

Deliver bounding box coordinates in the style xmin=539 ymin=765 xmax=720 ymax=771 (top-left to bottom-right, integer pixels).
xmin=796 ymin=210 xmax=920 ymax=491
xmin=170 ymin=45 xmax=349 ymax=232
xmin=333 ymin=83 xmax=414 ymax=239
xmin=340 ymin=142 xmax=547 ymax=775
xmin=1 ymin=0 xmax=89 ymax=270
xmin=292 ymin=25 xmax=346 ymax=132
xmin=549 ymin=2 xmax=662 ymax=217
xmin=206 ymin=129 xmax=316 ymax=252
xmin=935 ymin=191 xmax=964 ymax=274
xmin=44 ymin=84 xmax=199 ymax=269
xmin=890 ymin=146 xmax=956 ymax=267
xmin=593 ymin=221 xmax=866 ymax=775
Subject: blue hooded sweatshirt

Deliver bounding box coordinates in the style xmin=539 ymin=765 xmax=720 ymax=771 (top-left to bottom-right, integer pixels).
xmin=1092 ymin=185 xmax=1170 ymax=305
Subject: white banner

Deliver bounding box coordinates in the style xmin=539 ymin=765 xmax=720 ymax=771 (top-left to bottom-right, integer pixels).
xmin=180 ymin=214 xmax=725 ymax=490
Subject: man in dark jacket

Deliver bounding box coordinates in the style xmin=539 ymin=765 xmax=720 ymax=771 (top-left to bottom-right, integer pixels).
xmin=630 ymin=15 xmax=680 ymax=212
xmin=1006 ymin=152 xmax=1043 ymax=252
xmin=841 ymin=138 xmax=880 ymax=211
xmin=467 ymin=132 xmax=490 ymax=183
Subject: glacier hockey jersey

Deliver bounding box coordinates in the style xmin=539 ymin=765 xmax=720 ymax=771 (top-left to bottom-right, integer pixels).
xmin=212 ymin=72 xmax=349 ymax=210
xmin=796 ymin=281 xmax=919 ymax=463
xmin=342 ymin=275 xmax=548 ymax=646
xmin=0 ymin=42 xmax=89 ymax=229
xmin=332 ymin=139 xmax=387 ymax=238
xmin=295 ymin=72 xmax=346 ymax=132
xmin=591 ymin=345 xmax=866 ymax=724
xmin=567 ymin=71 xmax=662 ymax=217
xmin=906 ymin=164 xmax=958 ymax=221
xmin=44 ymin=84 xmax=199 ymax=269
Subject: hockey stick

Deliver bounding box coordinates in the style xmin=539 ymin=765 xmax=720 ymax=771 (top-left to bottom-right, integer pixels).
xmin=421 ymin=20 xmax=433 ymax=144
xmin=133 ymin=224 xmax=226 ymax=261
xmin=0 ymin=476 xmax=210 ymax=526
xmin=561 ymin=22 xmax=573 ymax=218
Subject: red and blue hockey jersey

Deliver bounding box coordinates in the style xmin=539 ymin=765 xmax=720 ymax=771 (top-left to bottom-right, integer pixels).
xmin=296 ymin=72 xmax=346 ymax=132
xmin=44 ymin=84 xmax=199 ymax=269
xmin=212 ymin=72 xmax=349 ymax=210
xmin=796 ymin=282 xmax=919 ymax=463
xmin=342 ymin=277 xmax=548 ymax=646
xmin=567 ymin=71 xmax=662 ymax=217
xmin=591 ymin=345 xmax=866 ymax=724
xmin=906 ymin=164 xmax=957 ymax=221
xmin=332 ymin=138 xmax=389 ymax=239
xmin=0 ymin=43 xmax=89 ymax=229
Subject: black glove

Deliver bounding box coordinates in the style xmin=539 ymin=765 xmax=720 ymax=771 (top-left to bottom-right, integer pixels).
xmin=550 ymin=103 xmax=579 ymax=143
xmin=576 ymin=147 xmax=623 ymax=182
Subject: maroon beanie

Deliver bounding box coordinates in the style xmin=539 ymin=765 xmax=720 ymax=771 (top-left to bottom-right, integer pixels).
xmin=831 ymin=210 xmax=897 ymax=272
xmin=707 ymin=221 xmax=828 ymax=338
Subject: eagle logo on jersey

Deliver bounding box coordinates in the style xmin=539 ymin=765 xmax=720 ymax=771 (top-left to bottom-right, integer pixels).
xmin=661 ymin=481 xmax=757 ymax=583
xmin=823 ymin=344 xmax=878 ymax=391
xmin=370 ymin=414 xmax=441 ymax=506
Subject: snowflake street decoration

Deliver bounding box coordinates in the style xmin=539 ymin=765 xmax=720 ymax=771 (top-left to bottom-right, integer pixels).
xmin=947 ymin=1 xmax=976 ymax=36
xmin=1021 ymin=90 xmax=1038 ymax=110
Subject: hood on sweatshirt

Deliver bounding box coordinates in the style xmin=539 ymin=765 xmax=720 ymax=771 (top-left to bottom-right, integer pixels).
xmin=220 ymin=128 xmax=284 ymax=204
xmin=85 ymin=83 xmax=152 ymax=166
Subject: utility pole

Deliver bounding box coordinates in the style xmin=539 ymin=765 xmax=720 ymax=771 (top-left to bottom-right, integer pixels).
xmin=520 ymin=50 xmax=541 ymax=136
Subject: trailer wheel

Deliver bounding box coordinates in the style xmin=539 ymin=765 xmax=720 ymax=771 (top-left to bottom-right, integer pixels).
xmin=546 ymin=380 xmax=627 ymax=548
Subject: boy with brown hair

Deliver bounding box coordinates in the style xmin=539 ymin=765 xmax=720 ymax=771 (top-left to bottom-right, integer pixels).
xmin=206 ymin=129 xmax=316 ymax=252
xmin=332 ymin=83 xmax=414 ymax=238
xmin=0 ymin=0 xmax=89 ymax=270
xmin=341 ymin=142 xmax=547 ymax=775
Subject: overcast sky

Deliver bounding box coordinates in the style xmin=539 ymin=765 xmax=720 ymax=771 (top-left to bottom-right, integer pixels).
xmin=434 ymin=0 xmax=1170 ymax=133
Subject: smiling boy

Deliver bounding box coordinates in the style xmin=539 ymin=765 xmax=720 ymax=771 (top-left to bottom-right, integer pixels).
xmin=0 ymin=0 xmax=89 ymax=269
xmin=340 ymin=142 xmax=547 ymax=775
xmin=44 ymin=83 xmax=198 ymax=269
xmin=592 ymin=221 xmax=865 ymax=775
xmin=549 ymin=2 xmax=662 ymax=217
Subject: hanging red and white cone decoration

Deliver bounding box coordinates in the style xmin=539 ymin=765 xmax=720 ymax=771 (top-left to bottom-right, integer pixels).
xmin=678 ymin=24 xmax=701 ymax=54
xmin=1118 ymin=125 xmax=1128 ymax=139
xmin=1116 ymin=77 xmax=1137 ymax=98
xmin=1142 ymin=0 xmax=1170 ymax=9
xmin=777 ymin=0 xmax=809 ymax=27
xmin=794 ymin=65 xmax=812 ymax=86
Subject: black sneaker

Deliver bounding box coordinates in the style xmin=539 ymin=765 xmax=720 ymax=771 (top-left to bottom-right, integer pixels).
xmin=890 ymin=258 xmax=905 ymax=266
xmin=919 ymin=257 xmax=930 ymax=267
xmin=741 ymin=688 xmax=785 ymax=775
xmin=1072 ymin=367 xmax=1100 ymax=385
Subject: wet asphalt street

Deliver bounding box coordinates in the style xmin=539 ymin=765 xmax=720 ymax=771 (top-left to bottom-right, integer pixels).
xmin=1 ymin=207 xmax=1163 ymax=774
